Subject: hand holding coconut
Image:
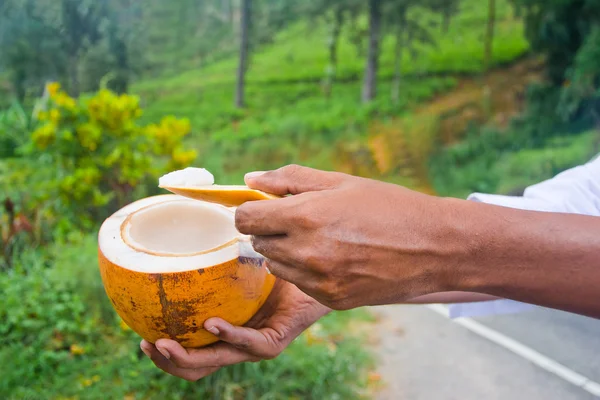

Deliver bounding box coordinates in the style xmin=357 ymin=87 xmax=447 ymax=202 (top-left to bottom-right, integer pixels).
xmin=140 ymin=279 xmax=330 ymax=381
xmin=121 ymin=163 xmax=600 ymax=380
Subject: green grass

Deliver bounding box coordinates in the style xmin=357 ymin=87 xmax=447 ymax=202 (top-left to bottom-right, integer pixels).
xmin=431 ymin=130 xmax=599 ymax=199
xmin=131 ymin=0 xmax=528 ymax=185
xmin=1 ymin=235 xmax=375 ymax=400
xmin=495 ymin=132 xmax=599 ymax=194
xmin=3 ymin=310 xmax=374 ymax=400
xmin=136 ymin=0 xmax=526 ymax=91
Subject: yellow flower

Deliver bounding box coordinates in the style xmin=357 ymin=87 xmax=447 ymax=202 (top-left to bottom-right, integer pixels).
xmin=47 ymin=82 xmax=61 ymax=98
xmin=76 ymin=122 xmax=102 ymax=151
xmin=32 ymin=123 xmax=57 ymax=149
xmin=81 ymin=378 xmax=94 ymax=387
xmin=70 ymin=343 xmax=85 ymax=355
xmin=49 ymin=108 xmax=61 ymax=124
xmin=54 ymin=92 xmax=77 ymax=111
xmin=171 ymin=147 xmax=197 ymax=166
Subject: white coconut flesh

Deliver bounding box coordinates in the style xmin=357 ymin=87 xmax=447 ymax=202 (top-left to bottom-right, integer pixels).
xmin=99 ymin=195 xmax=261 ymax=273
xmin=158 ymin=167 xmax=215 ymax=188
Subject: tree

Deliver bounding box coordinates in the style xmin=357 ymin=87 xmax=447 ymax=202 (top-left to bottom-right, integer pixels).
xmin=60 ymin=0 xmax=105 ymax=96
xmin=103 ymin=0 xmax=146 ymax=94
xmin=387 ymin=0 xmax=459 ymax=105
xmin=441 ymin=0 xmax=460 ymax=33
xmin=362 ymin=0 xmax=382 ymax=103
xmin=483 ymin=0 xmax=496 ymax=71
xmin=302 ymin=0 xmax=361 ymax=98
xmin=391 ymin=3 xmax=408 ymax=106
xmin=505 ymin=0 xmax=600 ymax=142
xmin=511 ymin=0 xmax=600 ymax=85
xmin=235 ymin=0 xmax=251 ymax=108
xmin=322 ymin=5 xmax=344 ymax=98
xmin=0 ymin=1 xmax=66 ymax=101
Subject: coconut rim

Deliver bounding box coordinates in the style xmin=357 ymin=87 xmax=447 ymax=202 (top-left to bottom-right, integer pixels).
xmin=99 ymin=195 xmax=261 ymax=274
xmin=120 ymin=200 xmax=240 ymax=258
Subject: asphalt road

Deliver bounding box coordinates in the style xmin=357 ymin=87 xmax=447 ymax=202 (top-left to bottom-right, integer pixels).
xmin=372 ymin=304 xmax=600 ymax=400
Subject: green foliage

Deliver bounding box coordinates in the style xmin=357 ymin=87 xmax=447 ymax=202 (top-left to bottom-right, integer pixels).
xmin=131 ymin=0 xmax=525 ymax=183
xmin=0 ymin=235 xmax=373 ymax=399
xmin=4 ymin=83 xmax=196 ymax=230
xmin=0 ymin=248 xmax=102 ymax=396
xmin=430 ymin=128 xmax=599 ymax=198
xmin=430 ymin=0 xmax=600 ymax=199
xmin=0 ymin=2 xmax=65 ymax=101
xmin=495 ymin=132 xmax=599 ymax=193
xmin=175 ymin=77 xmax=455 ymax=183
xmin=511 ymin=0 xmax=600 ymax=85
xmin=0 ymin=0 xmax=147 ymax=99
xmin=559 ymin=25 xmax=600 ymax=125
xmin=0 ymin=102 xmax=31 ymax=158
xmin=504 ymin=0 xmax=600 ymax=140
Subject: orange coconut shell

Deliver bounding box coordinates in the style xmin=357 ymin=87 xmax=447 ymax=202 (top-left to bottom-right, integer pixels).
xmin=98 ymin=250 xmax=276 ymax=348
xmin=161 ymin=185 xmax=281 ymax=207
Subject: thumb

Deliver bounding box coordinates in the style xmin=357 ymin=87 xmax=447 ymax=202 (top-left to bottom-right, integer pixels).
xmin=244 ymin=164 xmax=343 ymax=196
xmin=204 ymin=318 xmax=280 ymax=357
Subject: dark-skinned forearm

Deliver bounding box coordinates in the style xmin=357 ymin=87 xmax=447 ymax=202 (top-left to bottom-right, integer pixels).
xmin=445 ymin=198 xmax=600 ymax=319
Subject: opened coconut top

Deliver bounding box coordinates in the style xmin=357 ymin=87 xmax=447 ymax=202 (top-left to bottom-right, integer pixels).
xmin=159 ymin=167 xmax=280 ymax=207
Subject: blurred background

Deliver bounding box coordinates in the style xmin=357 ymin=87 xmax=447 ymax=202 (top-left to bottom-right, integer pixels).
xmin=1 ymin=0 xmax=599 ymax=399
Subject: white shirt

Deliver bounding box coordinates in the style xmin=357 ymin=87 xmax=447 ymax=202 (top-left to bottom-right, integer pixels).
xmin=448 ymin=154 xmax=600 ymax=318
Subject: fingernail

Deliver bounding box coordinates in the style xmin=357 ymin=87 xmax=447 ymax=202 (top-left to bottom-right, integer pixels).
xmin=206 ymin=326 xmax=220 ymax=336
xmin=245 ymin=171 xmax=265 ymax=180
xmin=140 ymin=347 xmax=151 ymax=358
xmin=156 ymin=346 xmax=171 ymax=359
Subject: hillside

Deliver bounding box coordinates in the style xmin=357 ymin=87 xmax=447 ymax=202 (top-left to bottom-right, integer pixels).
xmin=132 ymin=0 xmax=529 ymax=184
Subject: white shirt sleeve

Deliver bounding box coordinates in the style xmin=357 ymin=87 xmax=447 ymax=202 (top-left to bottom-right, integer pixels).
xmin=447 ymin=154 xmax=600 ymax=318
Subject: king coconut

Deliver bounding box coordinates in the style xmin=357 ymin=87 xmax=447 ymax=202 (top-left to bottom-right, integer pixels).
xmin=98 ymin=168 xmax=278 ymax=348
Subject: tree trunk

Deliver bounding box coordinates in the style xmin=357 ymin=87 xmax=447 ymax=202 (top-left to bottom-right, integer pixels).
xmin=361 ymin=0 xmax=382 ymax=104
xmin=484 ymin=0 xmax=496 ymax=71
xmin=235 ymin=0 xmax=251 ymax=109
xmin=391 ymin=9 xmax=407 ymax=106
xmin=442 ymin=9 xmax=451 ymax=33
xmin=14 ymin=69 xmax=26 ymax=103
xmin=224 ymin=0 xmax=233 ymax=24
xmin=112 ymin=36 xmax=129 ymax=94
xmin=68 ymin=52 xmax=80 ymax=97
xmin=324 ymin=7 xmax=344 ymax=98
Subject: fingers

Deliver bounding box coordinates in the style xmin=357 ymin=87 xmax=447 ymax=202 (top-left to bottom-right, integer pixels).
xmin=251 ymin=235 xmax=293 ymax=264
xmin=244 ymin=164 xmax=343 ymax=196
xmin=204 ymin=318 xmax=281 ymax=359
xmin=153 ymin=339 xmax=252 ymax=370
xmin=265 ymin=258 xmax=312 ymax=286
xmin=150 ymin=317 xmax=284 ymax=371
xmin=140 ymin=340 xmax=218 ymax=381
xmin=235 ymin=198 xmax=292 ymax=235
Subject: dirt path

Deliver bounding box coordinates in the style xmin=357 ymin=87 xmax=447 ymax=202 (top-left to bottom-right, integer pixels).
xmin=363 ymin=57 xmax=543 ymax=194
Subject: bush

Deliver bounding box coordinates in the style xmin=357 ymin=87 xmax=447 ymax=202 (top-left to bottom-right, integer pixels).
xmin=0 ymin=102 xmax=31 ymax=158
xmin=430 ymin=128 xmax=599 ymax=198
xmin=1 ymin=84 xmax=196 ymax=232
xmin=1 ymin=236 xmax=374 ymax=400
